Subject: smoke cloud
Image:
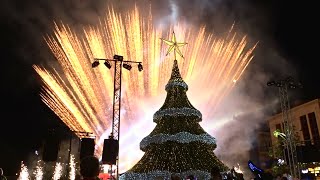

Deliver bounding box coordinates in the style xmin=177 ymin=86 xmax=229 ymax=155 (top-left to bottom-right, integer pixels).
xmin=1 ymin=0 xmax=300 ymax=176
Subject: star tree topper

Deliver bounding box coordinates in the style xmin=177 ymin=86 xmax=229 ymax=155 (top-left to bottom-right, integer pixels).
xmin=161 ymin=31 xmax=187 ymax=60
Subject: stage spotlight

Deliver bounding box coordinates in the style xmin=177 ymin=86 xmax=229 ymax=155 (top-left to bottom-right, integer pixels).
xmin=285 ymin=76 xmax=294 ymax=82
xmin=114 ymin=55 xmax=123 ymax=61
xmin=267 ymin=81 xmax=275 ymax=86
xmin=104 ymin=61 xmax=112 ymax=69
xmin=92 ymin=61 xmax=100 ymax=68
xmin=138 ymin=63 xmax=143 ymax=71
xmin=123 ymin=63 xmax=132 ymax=71
xmin=289 ymin=85 xmax=296 ymax=89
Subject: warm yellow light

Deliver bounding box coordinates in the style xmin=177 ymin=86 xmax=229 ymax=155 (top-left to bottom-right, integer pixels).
xmin=34 ymin=2 xmax=256 ymax=173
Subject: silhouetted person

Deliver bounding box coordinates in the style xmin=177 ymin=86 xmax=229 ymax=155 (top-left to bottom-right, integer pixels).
xmin=226 ymin=172 xmax=233 ymax=180
xmin=75 ymin=174 xmax=82 ymax=180
xmin=235 ymin=173 xmax=244 ymax=180
xmin=171 ymin=174 xmax=181 ymax=180
xmin=186 ymin=174 xmax=195 ymax=180
xmin=261 ymin=172 xmax=273 ymax=180
xmin=0 ymin=168 xmax=7 ymax=180
xmin=80 ymin=156 xmax=100 ymax=180
xmin=210 ymin=167 xmax=222 ymax=180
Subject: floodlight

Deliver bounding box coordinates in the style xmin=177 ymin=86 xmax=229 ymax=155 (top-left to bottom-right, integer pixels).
xmin=114 ymin=55 xmax=123 ymax=61
xmin=138 ymin=63 xmax=143 ymax=71
xmin=104 ymin=61 xmax=112 ymax=69
xmin=267 ymin=81 xmax=275 ymax=86
xmin=92 ymin=61 xmax=100 ymax=68
xmin=123 ymin=63 xmax=132 ymax=71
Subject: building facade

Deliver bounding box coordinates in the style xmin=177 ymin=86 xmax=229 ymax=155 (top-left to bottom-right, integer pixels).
xmin=268 ymin=98 xmax=320 ymax=178
xmin=268 ymin=98 xmax=320 ymax=147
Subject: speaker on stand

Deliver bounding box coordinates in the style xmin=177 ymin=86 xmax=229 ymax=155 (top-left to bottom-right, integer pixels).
xmin=80 ymin=138 xmax=95 ymax=160
xmin=102 ymin=138 xmax=119 ymax=165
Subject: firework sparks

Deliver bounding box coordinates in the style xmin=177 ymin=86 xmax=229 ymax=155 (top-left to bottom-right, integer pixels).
xmin=69 ymin=154 xmax=76 ymax=180
xmin=34 ymin=3 xmax=256 ymax=173
xmin=53 ymin=162 xmax=63 ymax=180
xmin=33 ymin=160 xmax=44 ymax=180
xmin=18 ymin=162 xmax=30 ymax=180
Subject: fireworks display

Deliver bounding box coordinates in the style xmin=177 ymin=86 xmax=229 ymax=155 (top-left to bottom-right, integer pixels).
xmin=53 ymin=162 xmax=63 ymax=180
xmin=33 ymin=160 xmax=44 ymax=180
xmin=18 ymin=162 xmax=30 ymax=180
xmin=18 ymin=160 xmax=77 ymax=180
xmin=69 ymin=154 xmax=76 ymax=180
xmin=33 ymin=3 xmax=256 ymax=172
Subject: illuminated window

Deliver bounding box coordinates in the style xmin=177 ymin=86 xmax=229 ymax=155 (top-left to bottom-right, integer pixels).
xmin=276 ymin=123 xmax=281 ymax=131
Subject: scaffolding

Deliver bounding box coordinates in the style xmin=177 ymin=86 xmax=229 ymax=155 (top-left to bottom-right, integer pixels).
xmin=92 ymin=55 xmax=142 ymax=179
xmin=267 ymin=76 xmax=302 ymax=179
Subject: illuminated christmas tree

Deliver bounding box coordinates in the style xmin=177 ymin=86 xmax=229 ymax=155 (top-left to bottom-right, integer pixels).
xmin=120 ymin=32 xmax=229 ymax=179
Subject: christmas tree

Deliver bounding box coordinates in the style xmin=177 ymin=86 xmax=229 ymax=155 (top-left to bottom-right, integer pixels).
xmin=120 ymin=32 xmax=229 ymax=179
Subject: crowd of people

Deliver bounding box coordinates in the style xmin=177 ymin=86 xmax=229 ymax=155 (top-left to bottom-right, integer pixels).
xmin=78 ymin=155 xmax=245 ymax=180
xmin=79 ymin=156 xmax=245 ymax=180
xmin=0 ymin=158 xmax=301 ymax=179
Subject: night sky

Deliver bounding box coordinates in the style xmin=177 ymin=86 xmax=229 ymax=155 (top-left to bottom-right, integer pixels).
xmin=0 ymin=0 xmax=319 ymax=176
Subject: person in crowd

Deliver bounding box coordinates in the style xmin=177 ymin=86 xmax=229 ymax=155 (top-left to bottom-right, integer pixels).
xmin=210 ymin=167 xmax=222 ymax=180
xmin=171 ymin=174 xmax=181 ymax=180
xmin=80 ymin=156 xmax=100 ymax=180
xmin=186 ymin=174 xmax=195 ymax=180
xmin=0 ymin=168 xmax=7 ymax=180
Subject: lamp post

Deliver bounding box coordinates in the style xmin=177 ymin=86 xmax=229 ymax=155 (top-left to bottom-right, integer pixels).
xmin=92 ymin=55 xmax=143 ymax=179
xmin=267 ymin=76 xmax=302 ymax=179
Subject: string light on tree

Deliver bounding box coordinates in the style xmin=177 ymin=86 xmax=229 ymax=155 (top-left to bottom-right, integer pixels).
xmin=120 ymin=32 xmax=229 ymax=179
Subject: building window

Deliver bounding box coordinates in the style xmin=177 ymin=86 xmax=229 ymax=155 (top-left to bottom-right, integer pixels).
xmin=276 ymin=123 xmax=281 ymax=131
xmin=300 ymin=115 xmax=311 ymax=145
xmin=308 ymin=112 xmax=320 ymax=145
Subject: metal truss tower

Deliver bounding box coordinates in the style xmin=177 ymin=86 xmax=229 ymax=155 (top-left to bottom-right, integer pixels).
xmin=267 ymin=76 xmax=302 ymax=179
xmin=92 ymin=55 xmax=143 ymax=179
